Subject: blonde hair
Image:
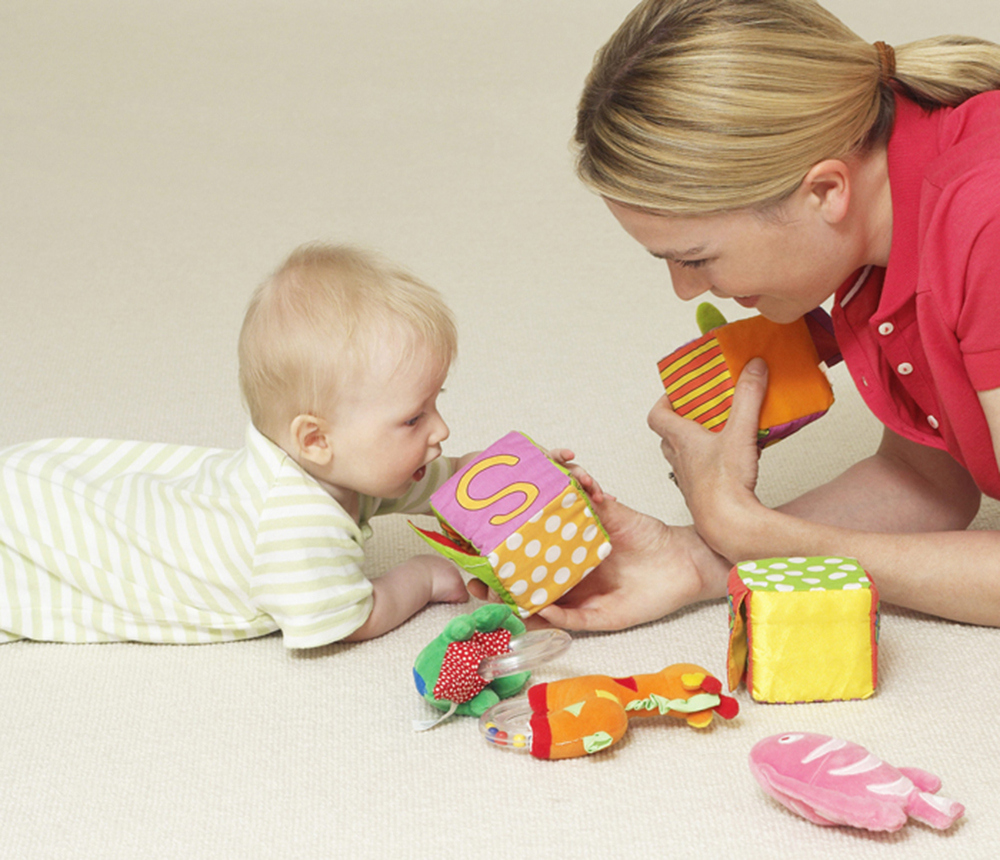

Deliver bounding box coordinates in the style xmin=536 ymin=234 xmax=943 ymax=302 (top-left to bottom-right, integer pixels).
xmin=238 ymin=243 xmax=457 ymax=438
xmin=575 ymin=0 xmax=1000 ymax=214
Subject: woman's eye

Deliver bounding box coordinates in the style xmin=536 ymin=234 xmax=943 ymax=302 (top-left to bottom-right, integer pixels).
xmin=678 ymin=258 xmax=708 ymax=269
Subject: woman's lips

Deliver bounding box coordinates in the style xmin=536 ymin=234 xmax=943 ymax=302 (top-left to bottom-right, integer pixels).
xmin=735 ymin=295 xmax=760 ymax=309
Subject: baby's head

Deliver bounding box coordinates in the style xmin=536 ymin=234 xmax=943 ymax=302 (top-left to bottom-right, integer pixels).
xmin=239 ymin=243 xmax=457 ymax=497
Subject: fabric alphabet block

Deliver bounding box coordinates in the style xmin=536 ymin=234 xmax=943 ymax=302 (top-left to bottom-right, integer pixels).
xmin=727 ymin=557 xmax=879 ymax=703
xmin=658 ymin=309 xmax=837 ymax=447
xmin=411 ymin=432 xmax=611 ymax=617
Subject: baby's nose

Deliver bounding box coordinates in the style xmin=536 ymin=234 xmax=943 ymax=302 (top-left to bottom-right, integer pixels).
xmin=430 ymin=413 xmax=450 ymax=445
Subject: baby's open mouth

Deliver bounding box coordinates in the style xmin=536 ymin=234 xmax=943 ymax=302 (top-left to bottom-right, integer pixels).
xmin=412 ymin=465 xmax=426 ymax=482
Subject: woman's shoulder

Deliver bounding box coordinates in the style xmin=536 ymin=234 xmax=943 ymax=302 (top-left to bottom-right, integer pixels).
xmin=936 ymin=89 xmax=1000 ymax=152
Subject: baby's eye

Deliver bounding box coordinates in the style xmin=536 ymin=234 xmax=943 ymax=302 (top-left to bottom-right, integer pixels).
xmin=404 ymin=414 xmax=423 ymax=427
xmin=677 ymin=258 xmax=708 ymax=269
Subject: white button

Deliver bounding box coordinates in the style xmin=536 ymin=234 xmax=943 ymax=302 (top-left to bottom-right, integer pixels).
xmin=928 ymin=415 xmax=939 ymax=429
xmin=878 ymin=322 xmax=894 ymax=336
xmin=897 ymin=362 xmax=914 ymax=375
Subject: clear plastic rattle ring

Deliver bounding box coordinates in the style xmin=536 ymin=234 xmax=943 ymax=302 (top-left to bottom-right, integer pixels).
xmin=475 ymin=629 xmax=572 ymax=753
xmin=477 ymin=627 xmax=572 ymax=681
xmin=479 ymin=697 xmax=534 ymax=752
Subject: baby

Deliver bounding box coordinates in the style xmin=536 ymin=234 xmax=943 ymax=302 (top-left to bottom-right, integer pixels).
xmin=0 ymin=244 xmax=520 ymax=647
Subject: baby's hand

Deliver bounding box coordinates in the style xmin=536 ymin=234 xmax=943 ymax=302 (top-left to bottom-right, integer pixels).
xmin=464 ymin=578 xmax=553 ymax=630
xmin=545 ymin=448 xmax=608 ymax=504
xmin=414 ymin=555 xmax=469 ymax=604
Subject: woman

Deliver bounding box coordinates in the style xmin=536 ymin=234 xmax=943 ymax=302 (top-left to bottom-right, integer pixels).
xmin=539 ymin=0 xmax=1000 ymax=630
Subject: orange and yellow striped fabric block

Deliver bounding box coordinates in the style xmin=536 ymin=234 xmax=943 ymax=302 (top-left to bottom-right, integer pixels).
xmin=658 ymin=335 xmax=735 ymax=431
xmin=657 ymin=315 xmax=834 ymax=446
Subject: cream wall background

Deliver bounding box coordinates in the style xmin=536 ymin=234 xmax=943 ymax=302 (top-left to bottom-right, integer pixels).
xmin=2 ymin=2 xmax=999 ymax=858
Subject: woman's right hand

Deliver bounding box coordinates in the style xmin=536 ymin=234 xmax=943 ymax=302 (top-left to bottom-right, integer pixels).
xmin=647 ymin=357 xmax=769 ymax=561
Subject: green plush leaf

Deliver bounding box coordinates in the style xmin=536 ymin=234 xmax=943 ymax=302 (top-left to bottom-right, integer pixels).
xmin=696 ymin=302 xmax=727 ymax=334
xmin=583 ymin=732 xmax=615 ymax=754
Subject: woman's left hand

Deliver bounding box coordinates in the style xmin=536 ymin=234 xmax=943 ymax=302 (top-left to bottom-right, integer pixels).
xmin=646 ymin=357 xmax=769 ymax=557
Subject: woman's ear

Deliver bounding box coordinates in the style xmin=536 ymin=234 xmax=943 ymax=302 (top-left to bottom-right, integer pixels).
xmin=801 ymin=158 xmax=852 ymax=225
xmin=288 ymin=414 xmax=334 ymax=466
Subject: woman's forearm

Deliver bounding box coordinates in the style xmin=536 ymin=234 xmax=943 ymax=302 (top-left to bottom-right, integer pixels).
xmin=714 ymin=433 xmax=995 ymax=625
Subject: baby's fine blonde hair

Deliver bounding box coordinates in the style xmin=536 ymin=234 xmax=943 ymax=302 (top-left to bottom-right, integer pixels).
xmin=575 ymin=0 xmax=1000 ymax=214
xmin=238 ymin=243 xmax=457 ymax=439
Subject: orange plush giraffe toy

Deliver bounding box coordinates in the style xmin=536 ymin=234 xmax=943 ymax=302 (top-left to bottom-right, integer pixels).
xmin=481 ymin=663 xmax=739 ymax=759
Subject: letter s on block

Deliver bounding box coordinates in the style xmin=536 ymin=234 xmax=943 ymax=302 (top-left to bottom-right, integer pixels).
xmin=456 ymin=455 xmax=539 ymax=525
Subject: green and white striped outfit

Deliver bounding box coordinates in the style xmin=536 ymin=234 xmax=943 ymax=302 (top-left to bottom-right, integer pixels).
xmin=0 ymin=425 xmax=455 ymax=647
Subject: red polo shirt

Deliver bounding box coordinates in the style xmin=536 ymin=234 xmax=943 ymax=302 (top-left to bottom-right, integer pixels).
xmin=831 ymin=91 xmax=1000 ymax=498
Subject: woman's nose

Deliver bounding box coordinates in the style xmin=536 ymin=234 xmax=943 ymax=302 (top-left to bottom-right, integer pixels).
xmin=668 ymin=265 xmax=711 ymax=301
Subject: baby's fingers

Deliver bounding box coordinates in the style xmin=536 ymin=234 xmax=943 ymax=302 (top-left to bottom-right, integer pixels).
xmin=546 ymin=448 xmax=576 ymax=466
xmin=466 ymin=578 xmax=504 ymax=604
xmin=546 ymin=448 xmax=605 ymax=503
xmin=567 ymin=465 xmax=605 ymax=504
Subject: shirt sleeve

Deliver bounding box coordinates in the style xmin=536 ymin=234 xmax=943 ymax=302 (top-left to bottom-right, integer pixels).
xmin=370 ymin=455 xmax=460 ymax=517
xmin=943 ymin=162 xmax=1000 ymax=390
xmin=960 ymin=211 xmax=1000 ymax=390
xmin=250 ymin=465 xmax=373 ymax=648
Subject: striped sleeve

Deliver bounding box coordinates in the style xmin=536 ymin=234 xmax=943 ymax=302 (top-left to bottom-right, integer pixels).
xmin=249 ymin=465 xmax=373 ymax=648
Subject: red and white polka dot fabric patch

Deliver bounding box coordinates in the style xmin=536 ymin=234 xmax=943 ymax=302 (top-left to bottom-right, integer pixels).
xmin=433 ymin=628 xmax=512 ymax=703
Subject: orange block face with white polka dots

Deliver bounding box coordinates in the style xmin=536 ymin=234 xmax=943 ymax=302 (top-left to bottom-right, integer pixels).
xmin=419 ymin=432 xmax=612 ymax=618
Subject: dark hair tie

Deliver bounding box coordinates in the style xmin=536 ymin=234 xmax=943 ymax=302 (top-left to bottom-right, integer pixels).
xmin=874 ymin=41 xmax=896 ymax=84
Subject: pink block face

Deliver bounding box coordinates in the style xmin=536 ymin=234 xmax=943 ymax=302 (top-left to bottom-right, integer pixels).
xmin=432 ymin=432 xmax=569 ymax=553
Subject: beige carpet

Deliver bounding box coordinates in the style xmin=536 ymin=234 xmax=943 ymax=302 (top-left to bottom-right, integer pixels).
xmin=2 ymin=1 xmax=999 ymax=857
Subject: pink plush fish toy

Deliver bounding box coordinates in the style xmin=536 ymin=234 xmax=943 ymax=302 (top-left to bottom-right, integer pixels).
xmin=749 ymin=733 xmax=964 ymax=832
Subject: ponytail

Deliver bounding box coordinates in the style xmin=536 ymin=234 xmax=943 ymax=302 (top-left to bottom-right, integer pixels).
xmin=894 ymin=36 xmax=1000 ymax=109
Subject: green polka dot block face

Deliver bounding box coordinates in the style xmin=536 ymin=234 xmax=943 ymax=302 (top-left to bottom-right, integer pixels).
xmin=735 ymin=557 xmax=871 ymax=593
xmin=727 ymin=557 xmax=880 ymax=704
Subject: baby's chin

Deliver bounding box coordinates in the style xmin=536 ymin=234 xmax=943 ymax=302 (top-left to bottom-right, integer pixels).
xmin=381 ymin=466 xmax=427 ymax=499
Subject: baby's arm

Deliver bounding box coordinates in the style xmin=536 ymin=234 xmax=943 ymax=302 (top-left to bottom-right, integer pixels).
xmin=342 ymin=555 xmax=468 ymax=641
xmin=339 ymin=451 xmax=480 ymax=640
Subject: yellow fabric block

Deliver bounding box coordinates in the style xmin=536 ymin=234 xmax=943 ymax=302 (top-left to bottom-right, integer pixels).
xmin=727 ymin=556 xmax=879 ymax=704
xmin=748 ymin=590 xmax=876 ymax=703
xmin=414 ymin=431 xmax=613 ymax=618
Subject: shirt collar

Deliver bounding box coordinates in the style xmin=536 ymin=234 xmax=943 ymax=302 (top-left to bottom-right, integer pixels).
xmin=245 ymin=423 xmax=291 ymax=476
xmin=245 ymin=423 xmax=370 ymax=532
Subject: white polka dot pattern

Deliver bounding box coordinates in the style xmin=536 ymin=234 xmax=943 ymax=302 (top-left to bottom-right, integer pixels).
xmin=736 ymin=557 xmax=869 ymax=592
xmin=492 ymin=489 xmax=611 ymax=617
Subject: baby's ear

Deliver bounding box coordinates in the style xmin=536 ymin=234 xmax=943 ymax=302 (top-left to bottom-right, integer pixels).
xmin=289 ymin=414 xmax=333 ymax=466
